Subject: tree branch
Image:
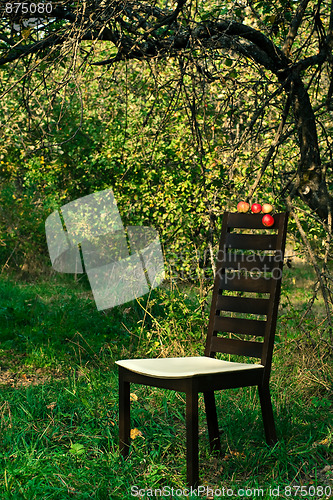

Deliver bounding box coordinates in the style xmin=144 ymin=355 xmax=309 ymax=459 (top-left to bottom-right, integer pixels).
xmin=0 ymin=34 xmax=63 ymax=66
xmin=283 ymin=0 xmax=310 ymax=57
xmin=247 ymin=93 xmax=292 ymax=200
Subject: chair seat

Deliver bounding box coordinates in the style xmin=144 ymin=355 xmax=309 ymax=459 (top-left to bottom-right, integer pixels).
xmin=116 ymin=356 xmax=264 ymax=379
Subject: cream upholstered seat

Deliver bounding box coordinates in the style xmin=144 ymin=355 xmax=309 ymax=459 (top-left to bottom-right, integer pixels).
xmin=117 ymin=211 xmax=289 ymax=488
xmin=116 ymin=356 xmax=263 ymax=379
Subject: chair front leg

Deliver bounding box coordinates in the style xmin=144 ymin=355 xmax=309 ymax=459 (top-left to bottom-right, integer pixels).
xmin=186 ymin=387 xmax=199 ymax=488
xmin=119 ymin=369 xmax=131 ymax=457
xmin=203 ymin=391 xmax=221 ymax=454
xmin=258 ymin=384 xmax=277 ymax=445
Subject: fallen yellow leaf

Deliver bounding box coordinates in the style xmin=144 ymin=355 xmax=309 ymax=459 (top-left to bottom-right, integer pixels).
xmin=130 ymin=428 xmax=143 ymax=439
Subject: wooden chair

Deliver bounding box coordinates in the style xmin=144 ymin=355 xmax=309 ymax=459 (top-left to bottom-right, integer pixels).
xmin=116 ymin=211 xmax=289 ymax=487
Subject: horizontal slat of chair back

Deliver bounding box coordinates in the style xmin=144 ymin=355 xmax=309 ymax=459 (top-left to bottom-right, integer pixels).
xmin=218 ymin=274 xmax=273 ymax=293
xmin=216 ymin=295 xmax=270 ymax=315
xmin=226 ymin=212 xmax=284 ymax=229
xmin=226 ymin=233 xmax=277 ymax=250
xmin=213 ymin=316 xmax=266 ymax=336
xmin=210 ymin=336 xmax=263 ymax=358
xmin=219 ymin=253 xmax=278 ymax=272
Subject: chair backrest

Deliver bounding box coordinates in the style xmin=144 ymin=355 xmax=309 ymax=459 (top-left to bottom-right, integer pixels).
xmin=205 ymin=211 xmax=289 ymax=380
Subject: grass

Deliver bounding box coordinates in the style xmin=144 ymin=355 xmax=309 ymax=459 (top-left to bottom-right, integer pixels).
xmin=0 ymin=265 xmax=332 ymax=499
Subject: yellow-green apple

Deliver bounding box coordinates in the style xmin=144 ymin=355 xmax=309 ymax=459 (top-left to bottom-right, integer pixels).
xmin=237 ymin=201 xmax=250 ymax=213
xmin=262 ymin=214 xmax=274 ymax=227
xmin=262 ymin=203 xmax=273 ymax=213
xmin=251 ymin=203 xmax=262 ymax=213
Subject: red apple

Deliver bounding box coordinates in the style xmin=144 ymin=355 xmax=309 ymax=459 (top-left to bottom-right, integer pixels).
xmin=237 ymin=201 xmax=250 ymax=213
xmin=262 ymin=203 xmax=273 ymax=214
xmin=262 ymin=214 xmax=274 ymax=227
xmin=251 ymin=203 xmax=262 ymax=213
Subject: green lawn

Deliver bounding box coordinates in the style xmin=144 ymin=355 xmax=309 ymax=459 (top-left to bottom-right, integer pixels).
xmin=0 ymin=266 xmax=331 ymax=499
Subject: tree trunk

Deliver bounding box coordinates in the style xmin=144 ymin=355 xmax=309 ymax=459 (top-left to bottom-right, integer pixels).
xmin=288 ymin=73 xmax=331 ymax=219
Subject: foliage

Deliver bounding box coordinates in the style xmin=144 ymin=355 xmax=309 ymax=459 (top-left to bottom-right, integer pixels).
xmin=0 ymin=0 xmax=333 ymax=342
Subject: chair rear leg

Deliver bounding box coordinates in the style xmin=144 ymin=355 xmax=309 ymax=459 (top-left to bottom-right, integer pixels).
xmin=258 ymin=385 xmax=277 ymax=445
xmin=203 ymin=391 xmax=221 ymax=454
xmin=119 ymin=371 xmax=130 ymax=457
xmin=186 ymin=388 xmax=199 ymax=488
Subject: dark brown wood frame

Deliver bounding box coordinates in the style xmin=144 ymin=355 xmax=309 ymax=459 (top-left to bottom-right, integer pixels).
xmin=118 ymin=211 xmax=289 ymax=487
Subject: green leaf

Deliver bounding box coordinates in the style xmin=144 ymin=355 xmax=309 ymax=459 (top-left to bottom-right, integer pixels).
xmin=70 ymin=443 xmax=85 ymax=456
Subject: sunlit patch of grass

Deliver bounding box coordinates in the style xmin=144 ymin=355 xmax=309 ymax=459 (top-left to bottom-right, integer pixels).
xmin=282 ymin=262 xmax=326 ymax=317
